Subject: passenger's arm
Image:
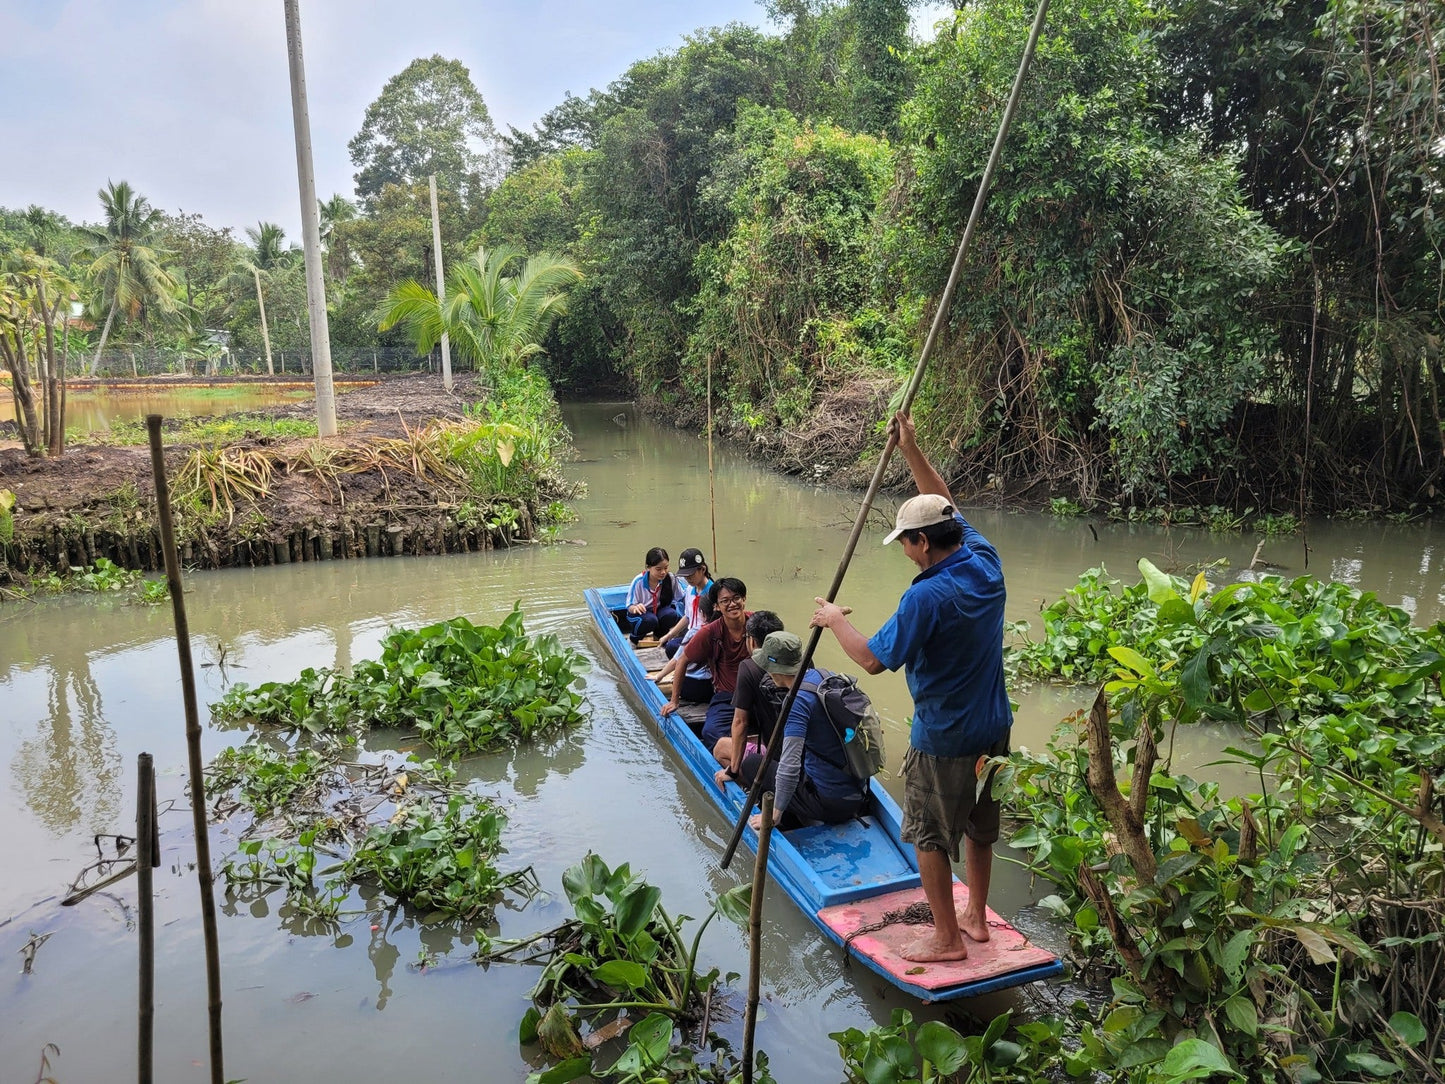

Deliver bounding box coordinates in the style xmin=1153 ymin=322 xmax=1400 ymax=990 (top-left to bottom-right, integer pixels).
xmin=811 ymin=599 xmax=885 ymax=675
xmin=891 ymin=411 xmax=953 ymax=505
xmin=722 ymin=707 xmax=750 ymax=771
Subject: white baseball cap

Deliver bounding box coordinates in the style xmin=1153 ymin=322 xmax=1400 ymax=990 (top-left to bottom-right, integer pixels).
xmin=882 ymin=494 xmax=955 ymax=545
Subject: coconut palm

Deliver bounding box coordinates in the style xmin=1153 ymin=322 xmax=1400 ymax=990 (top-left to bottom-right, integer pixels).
xmin=79 ymin=181 xmax=179 ymax=374
xmin=318 ymin=194 xmax=356 ymax=285
xmin=377 ymin=245 xmax=583 ymax=376
xmin=227 ymin=222 xmax=299 ymax=375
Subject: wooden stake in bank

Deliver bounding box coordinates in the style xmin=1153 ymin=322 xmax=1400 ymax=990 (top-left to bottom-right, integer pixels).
xmin=146 ymin=416 xmax=226 ymax=1084
xmin=720 ymin=0 xmax=1052 ymax=871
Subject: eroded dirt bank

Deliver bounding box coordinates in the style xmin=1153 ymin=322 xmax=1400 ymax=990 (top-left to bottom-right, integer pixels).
xmin=0 ymin=373 xmax=571 ymax=583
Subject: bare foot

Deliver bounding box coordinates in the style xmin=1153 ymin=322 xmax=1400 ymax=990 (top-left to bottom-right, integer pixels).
xmin=959 ymin=911 xmax=991 ymax=943
xmin=899 ymin=932 xmax=969 ymax=962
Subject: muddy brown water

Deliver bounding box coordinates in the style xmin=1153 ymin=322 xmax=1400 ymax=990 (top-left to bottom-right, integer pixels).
xmin=4 ymin=401 xmax=1445 ymax=1081
xmin=0 ymin=386 xmax=314 ymax=434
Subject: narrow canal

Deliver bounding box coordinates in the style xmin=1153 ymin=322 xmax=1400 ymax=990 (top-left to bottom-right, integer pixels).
xmin=3 ymin=401 xmax=1444 ymax=1081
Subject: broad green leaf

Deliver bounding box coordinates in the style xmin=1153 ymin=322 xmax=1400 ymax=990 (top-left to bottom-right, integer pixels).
xmin=530 ymin=1056 xmax=592 ymax=1084
xmin=1222 ymin=996 xmax=1258 ymax=1037
xmin=1221 ymin=929 xmax=1254 ymax=981
xmin=916 ymin=1020 xmax=967 ymax=1075
xmin=714 ymin=883 xmax=753 ymax=926
xmin=519 ymin=1006 xmax=540 ymax=1044
xmin=1109 ymin=646 xmax=1157 ymax=680
xmin=1158 ymin=1037 xmax=1237 ymax=1081
xmin=1386 ymin=1011 xmax=1426 ymax=1046
xmin=629 ymin=1013 xmax=673 ymax=1065
xmin=1138 ymin=558 xmax=1179 ymax=604
xmin=562 ymin=854 xmax=610 ymax=906
xmin=613 ymin=884 xmax=662 ymax=940
xmin=1343 ymin=1051 xmax=1402 ymax=1077
xmin=591 ymin=959 xmax=648 ymax=991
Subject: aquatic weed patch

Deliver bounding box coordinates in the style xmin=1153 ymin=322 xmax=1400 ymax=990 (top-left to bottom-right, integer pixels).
xmin=485 ymin=855 xmax=768 ymax=1084
xmin=999 ymin=559 xmax=1445 ymax=1081
xmin=207 ymin=742 xmax=533 ymax=925
xmin=213 ymin=608 xmax=588 ymax=755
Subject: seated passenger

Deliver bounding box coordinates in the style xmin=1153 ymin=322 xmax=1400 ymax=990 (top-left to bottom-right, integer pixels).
xmin=662 ymin=577 xmax=751 ymax=741
xmin=625 ymin=546 xmax=682 ymax=644
xmin=652 ymin=585 xmax=716 ymax=704
xmin=651 ymin=549 xmax=714 ymax=700
xmin=731 ymin=631 xmax=868 ymax=830
xmin=710 ymin=610 xmax=784 ymax=771
xmin=661 ymin=548 xmax=712 ymax=659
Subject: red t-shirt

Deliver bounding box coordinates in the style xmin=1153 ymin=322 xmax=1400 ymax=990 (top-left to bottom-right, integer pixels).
xmin=683 ymin=615 xmax=752 ymax=693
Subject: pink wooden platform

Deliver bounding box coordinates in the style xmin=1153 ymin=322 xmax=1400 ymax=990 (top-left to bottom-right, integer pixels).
xmin=817 ymin=882 xmax=1058 ymax=992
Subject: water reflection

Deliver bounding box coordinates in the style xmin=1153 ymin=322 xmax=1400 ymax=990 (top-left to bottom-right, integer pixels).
xmin=8 ymin=635 xmax=119 ymax=833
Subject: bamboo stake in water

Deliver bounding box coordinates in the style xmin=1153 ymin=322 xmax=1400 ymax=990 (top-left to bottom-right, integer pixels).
xmin=146 ymin=415 xmax=225 ymax=1084
xmin=136 ymin=752 xmax=157 ymax=1084
xmin=741 ymin=791 xmax=774 ymax=1084
xmin=719 ymin=0 xmax=1053 ymax=870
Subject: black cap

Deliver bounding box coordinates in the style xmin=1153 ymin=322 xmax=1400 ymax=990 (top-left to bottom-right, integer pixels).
xmin=678 ymin=548 xmax=706 ymax=573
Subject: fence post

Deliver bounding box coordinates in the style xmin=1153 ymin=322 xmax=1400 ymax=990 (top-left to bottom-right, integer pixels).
xmin=372 ymin=350 xmax=377 ymax=374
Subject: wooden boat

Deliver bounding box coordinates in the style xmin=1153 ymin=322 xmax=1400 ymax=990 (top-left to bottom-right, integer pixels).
xmin=585 ymin=585 xmax=1064 ymax=1002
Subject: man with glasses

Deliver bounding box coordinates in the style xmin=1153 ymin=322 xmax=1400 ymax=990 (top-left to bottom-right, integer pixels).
xmin=810 ymin=412 xmax=1011 ymax=963
xmin=666 ymin=577 xmax=752 ymax=748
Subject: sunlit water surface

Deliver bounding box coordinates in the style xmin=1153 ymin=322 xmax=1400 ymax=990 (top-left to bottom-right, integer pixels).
xmin=4 ymin=401 xmax=1445 ymax=1081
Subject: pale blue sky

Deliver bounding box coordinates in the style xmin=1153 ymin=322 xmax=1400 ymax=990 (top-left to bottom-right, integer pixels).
xmin=2 ymin=1 xmax=950 ymax=236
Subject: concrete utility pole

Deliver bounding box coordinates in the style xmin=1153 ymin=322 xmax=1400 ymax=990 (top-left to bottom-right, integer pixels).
xmin=428 ymin=174 xmax=454 ymax=393
xmin=283 ymin=0 xmax=338 ymax=436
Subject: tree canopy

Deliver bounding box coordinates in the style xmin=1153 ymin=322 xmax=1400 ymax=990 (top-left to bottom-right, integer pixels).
xmin=348 ymin=55 xmax=502 ymax=207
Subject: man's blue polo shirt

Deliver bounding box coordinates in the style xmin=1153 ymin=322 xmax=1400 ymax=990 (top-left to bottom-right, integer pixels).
xmin=867 ymin=514 xmax=1012 ymax=757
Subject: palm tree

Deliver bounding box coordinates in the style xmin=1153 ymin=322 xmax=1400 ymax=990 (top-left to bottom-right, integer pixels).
xmin=378 ymin=246 xmax=583 ymax=377
xmin=229 ymin=222 xmax=299 ymax=375
xmin=79 ymin=181 xmax=178 ymax=374
xmin=318 ymin=194 xmax=356 ymax=285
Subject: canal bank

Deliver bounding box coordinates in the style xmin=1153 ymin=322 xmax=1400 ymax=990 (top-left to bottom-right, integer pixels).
xmin=0 ymin=372 xmax=577 ymax=583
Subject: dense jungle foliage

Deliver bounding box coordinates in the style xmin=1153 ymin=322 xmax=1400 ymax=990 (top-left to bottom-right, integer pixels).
xmin=5 ymin=0 xmax=1438 ymax=511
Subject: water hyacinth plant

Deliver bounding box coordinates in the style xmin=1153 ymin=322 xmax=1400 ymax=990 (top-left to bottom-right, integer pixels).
xmin=213 ymin=607 xmax=588 ymax=755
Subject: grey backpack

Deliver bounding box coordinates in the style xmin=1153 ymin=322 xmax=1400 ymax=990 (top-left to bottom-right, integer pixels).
xmin=800 ymin=670 xmax=886 ymax=780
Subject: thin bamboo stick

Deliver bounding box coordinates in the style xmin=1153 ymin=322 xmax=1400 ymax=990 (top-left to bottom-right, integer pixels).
xmin=708 ymin=352 xmax=718 ymax=571
xmin=720 ymin=0 xmax=1053 ymax=869
xmin=741 ymin=791 xmax=774 ymax=1084
xmin=146 ymin=415 xmax=226 ymax=1084
xmin=136 ymin=752 xmax=156 ymax=1084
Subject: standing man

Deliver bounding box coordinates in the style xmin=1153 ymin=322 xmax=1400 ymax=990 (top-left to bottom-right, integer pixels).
xmin=811 ymin=411 xmax=1011 ymax=962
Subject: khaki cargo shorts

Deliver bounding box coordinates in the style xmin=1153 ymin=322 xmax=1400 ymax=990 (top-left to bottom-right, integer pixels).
xmin=900 ymin=735 xmax=1010 ymax=860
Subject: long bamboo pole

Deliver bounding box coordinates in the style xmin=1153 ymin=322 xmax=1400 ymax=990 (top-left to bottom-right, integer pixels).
xmin=708 ymin=352 xmax=718 ymax=570
xmin=741 ymin=791 xmax=774 ymax=1084
xmin=146 ymin=416 xmax=225 ymax=1084
xmin=719 ymin=0 xmax=1052 ymax=869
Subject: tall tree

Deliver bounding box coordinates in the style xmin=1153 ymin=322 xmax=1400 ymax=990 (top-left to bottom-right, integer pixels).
xmin=318 ymin=194 xmax=357 ymax=285
xmin=348 ymin=56 xmax=502 ymax=207
xmin=0 ymin=251 xmax=74 ymax=456
xmin=79 ymin=181 xmax=178 ymax=374
xmin=228 ymin=222 xmax=299 ymax=375
xmin=378 ymin=245 xmax=582 ymax=376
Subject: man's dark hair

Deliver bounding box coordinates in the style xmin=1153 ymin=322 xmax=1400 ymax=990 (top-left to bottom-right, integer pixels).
xmin=709 ymin=577 xmax=747 ymax=606
xmin=745 ymin=610 xmax=783 ymax=646
xmin=902 ymin=517 xmax=963 ymax=551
